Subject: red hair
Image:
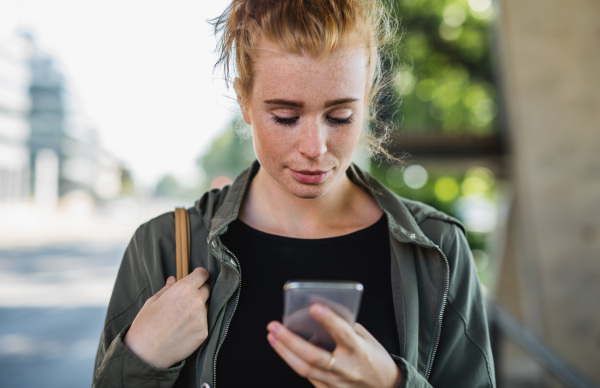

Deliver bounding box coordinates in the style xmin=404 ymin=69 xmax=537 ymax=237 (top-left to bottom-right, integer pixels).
xmin=213 ymin=0 xmax=398 ymax=159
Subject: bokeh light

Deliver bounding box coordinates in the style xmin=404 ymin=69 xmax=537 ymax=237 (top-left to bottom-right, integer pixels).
xmin=443 ymin=4 xmax=467 ymax=28
xmin=434 ymin=177 xmax=460 ymax=202
xmin=403 ymin=165 xmax=428 ymax=189
xmin=394 ymin=68 xmax=416 ymax=96
xmin=468 ymin=0 xmax=492 ymax=12
xmin=386 ymin=166 xmax=405 ymax=188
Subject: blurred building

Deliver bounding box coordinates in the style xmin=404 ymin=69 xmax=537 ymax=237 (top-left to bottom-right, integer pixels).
xmin=0 ymin=31 xmax=30 ymax=202
xmin=0 ymin=30 xmax=123 ymax=206
xmin=23 ymin=33 xmax=122 ymax=204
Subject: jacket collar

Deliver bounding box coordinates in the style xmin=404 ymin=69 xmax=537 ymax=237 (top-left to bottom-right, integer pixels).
xmin=345 ymin=164 xmax=439 ymax=249
xmin=204 ymin=160 xmax=440 ymax=249
xmin=204 ymin=161 xmax=259 ymax=243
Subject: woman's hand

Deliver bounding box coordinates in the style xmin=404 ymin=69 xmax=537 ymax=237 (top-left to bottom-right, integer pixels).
xmin=124 ymin=267 xmax=211 ymax=368
xmin=266 ymin=303 xmax=403 ymax=388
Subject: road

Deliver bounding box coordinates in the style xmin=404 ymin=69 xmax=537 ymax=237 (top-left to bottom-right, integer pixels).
xmin=0 ymin=242 xmax=127 ymax=388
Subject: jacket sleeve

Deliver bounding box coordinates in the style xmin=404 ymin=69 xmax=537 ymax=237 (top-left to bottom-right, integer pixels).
xmin=92 ymin=222 xmax=184 ymax=388
xmin=390 ymin=356 xmax=435 ymax=388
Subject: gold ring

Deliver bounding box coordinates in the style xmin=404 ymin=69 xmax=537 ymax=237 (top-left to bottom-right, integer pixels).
xmin=326 ymin=355 xmax=336 ymax=371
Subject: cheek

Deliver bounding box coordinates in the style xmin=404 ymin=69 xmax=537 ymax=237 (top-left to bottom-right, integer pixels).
xmin=251 ymin=119 xmax=286 ymax=161
xmin=332 ymin=124 xmax=363 ymax=156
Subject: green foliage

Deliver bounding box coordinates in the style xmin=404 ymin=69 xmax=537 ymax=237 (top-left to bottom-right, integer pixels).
xmin=154 ymin=174 xmax=183 ymax=197
xmin=385 ymin=0 xmax=498 ymax=133
xmin=152 ymin=173 xmax=201 ymax=200
xmin=195 ymin=117 xmax=255 ymax=190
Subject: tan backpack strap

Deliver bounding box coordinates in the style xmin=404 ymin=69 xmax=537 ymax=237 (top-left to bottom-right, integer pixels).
xmin=174 ymin=207 xmax=190 ymax=281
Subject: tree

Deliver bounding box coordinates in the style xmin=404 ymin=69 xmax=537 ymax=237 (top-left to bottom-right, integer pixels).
xmin=385 ymin=0 xmax=498 ymax=134
xmin=195 ymin=117 xmax=255 ymax=190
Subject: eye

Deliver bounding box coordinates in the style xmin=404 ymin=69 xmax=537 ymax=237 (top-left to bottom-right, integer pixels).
xmin=327 ymin=115 xmax=354 ymax=127
xmin=271 ymin=115 xmax=299 ymax=127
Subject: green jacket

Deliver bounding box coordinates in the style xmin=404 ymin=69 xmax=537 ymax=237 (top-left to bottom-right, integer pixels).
xmin=93 ymin=162 xmax=495 ymax=388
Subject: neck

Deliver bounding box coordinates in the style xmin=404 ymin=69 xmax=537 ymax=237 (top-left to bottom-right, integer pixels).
xmin=239 ymin=167 xmax=382 ymax=238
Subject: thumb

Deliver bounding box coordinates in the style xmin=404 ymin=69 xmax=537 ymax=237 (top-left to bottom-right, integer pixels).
xmin=152 ymin=276 xmax=176 ymax=300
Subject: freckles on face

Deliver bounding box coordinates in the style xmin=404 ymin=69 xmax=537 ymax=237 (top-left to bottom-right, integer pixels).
xmin=248 ymin=45 xmax=369 ymax=154
xmin=242 ymin=42 xmax=369 ymax=197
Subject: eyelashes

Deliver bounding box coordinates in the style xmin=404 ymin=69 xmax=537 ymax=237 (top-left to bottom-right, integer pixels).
xmin=272 ymin=116 xmax=298 ymax=126
xmin=328 ymin=116 xmax=354 ymax=126
xmin=271 ymin=115 xmax=354 ymax=127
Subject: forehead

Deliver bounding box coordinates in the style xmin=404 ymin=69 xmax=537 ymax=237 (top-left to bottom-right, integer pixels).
xmin=250 ymin=40 xmax=369 ymax=103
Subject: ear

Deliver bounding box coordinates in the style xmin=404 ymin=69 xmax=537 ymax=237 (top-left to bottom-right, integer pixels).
xmin=234 ymin=78 xmax=251 ymax=125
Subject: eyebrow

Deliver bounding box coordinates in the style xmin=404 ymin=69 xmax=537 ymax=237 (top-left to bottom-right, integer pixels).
xmin=263 ymin=98 xmax=360 ymax=108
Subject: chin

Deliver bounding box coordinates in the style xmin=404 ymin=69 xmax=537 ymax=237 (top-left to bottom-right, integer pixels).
xmin=287 ymin=183 xmax=331 ymax=200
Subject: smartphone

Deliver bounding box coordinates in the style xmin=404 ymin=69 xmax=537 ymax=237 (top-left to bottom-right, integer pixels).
xmin=282 ymin=280 xmax=364 ymax=351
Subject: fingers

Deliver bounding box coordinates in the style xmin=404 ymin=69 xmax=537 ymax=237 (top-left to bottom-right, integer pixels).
xmin=354 ymin=322 xmax=374 ymax=340
xmin=266 ymin=322 xmax=333 ymax=381
xmin=198 ymin=282 xmax=211 ymax=302
xmin=309 ymin=304 xmax=358 ymax=350
xmin=151 ymin=276 xmax=176 ymax=301
xmin=182 ymin=268 xmax=211 ymax=304
xmin=184 ymin=267 xmax=210 ymax=287
xmin=188 ymin=268 xmax=210 ymax=301
xmin=154 ymin=268 xmax=210 ymax=303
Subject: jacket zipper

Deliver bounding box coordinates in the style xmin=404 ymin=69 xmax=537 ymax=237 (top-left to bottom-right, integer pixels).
xmin=210 ymin=240 xmax=241 ymax=388
xmin=425 ymin=245 xmax=450 ymax=380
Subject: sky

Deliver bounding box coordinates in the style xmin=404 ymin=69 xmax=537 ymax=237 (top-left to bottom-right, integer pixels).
xmin=1 ymin=0 xmax=238 ymax=187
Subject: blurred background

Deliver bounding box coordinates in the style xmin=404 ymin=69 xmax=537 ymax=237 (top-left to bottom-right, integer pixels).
xmin=0 ymin=0 xmax=598 ymax=387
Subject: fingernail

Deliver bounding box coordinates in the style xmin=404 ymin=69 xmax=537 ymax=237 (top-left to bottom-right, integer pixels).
xmin=166 ymin=277 xmax=175 ymax=285
xmin=267 ymin=333 xmax=277 ymax=345
xmin=267 ymin=322 xmax=280 ymax=335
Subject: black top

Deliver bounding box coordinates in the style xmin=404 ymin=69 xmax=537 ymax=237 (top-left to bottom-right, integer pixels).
xmin=217 ymin=215 xmax=399 ymax=386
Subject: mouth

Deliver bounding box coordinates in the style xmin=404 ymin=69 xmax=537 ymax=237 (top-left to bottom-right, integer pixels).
xmin=289 ymin=169 xmax=332 ymax=184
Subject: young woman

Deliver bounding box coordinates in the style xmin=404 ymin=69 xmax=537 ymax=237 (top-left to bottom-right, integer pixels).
xmin=93 ymin=0 xmax=495 ymax=387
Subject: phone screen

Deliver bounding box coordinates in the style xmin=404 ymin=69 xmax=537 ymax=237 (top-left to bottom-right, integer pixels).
xmin=282 ymin=280 xmax=363 ymax=351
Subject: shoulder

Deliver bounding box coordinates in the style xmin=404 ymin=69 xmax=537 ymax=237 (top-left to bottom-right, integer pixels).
xmin=400 ymin=196 xmax=464 ymax=232
xmin=195 ymin=186 xmax=232 ymax=221
xmin=398 ymin=197 xmax=471 ymax=279
xmin=194 ymin=162 xmax=258 ymax=230
xmin=395 ymin=196 xmax=478 ymax=306
xmin=134 ymin=211 xmax=175 ymax=241
xmin=400 ymin=197 xmax=467 ymax=253
xmin=352 ymin=165 xmax=466 ymax=250
xmin=354 ymin=166 xmax=473 ymax=281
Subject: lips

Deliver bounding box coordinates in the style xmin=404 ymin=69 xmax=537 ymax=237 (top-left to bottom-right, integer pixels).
xmin=289 ymin=169 xmax=331 ymax=184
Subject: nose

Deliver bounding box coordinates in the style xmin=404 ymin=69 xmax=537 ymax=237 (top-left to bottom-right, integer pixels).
xmin=298 ymin=120 xmax=327 ymax=160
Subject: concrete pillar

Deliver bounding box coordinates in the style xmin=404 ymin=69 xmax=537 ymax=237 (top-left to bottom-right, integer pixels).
xmin=495 ymin=0 xmax=600 ymax=384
